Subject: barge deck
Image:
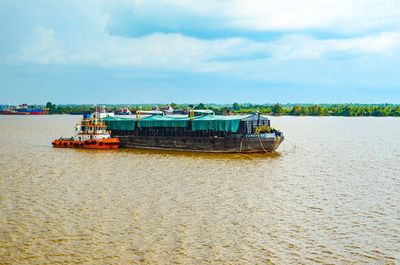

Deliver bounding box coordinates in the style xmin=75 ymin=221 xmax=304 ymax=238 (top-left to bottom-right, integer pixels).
xmin=104 ymin=112 xmax=284 ymax=153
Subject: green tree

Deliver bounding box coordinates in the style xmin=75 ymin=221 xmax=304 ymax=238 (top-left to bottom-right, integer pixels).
xmin=310 ymin=105 xmax=324 ymax=116
xmin=290 ymin=105 xmax=302 ymax=115
xmin=195 ymin=103 xmax=205 ymax=109
xmin=232 ymin=102 xmax=241 ymax=111
xmin=272 ymin=103 xmax=284 ymax=116
xmin=45 ymin=102 xmax=56 ymax=113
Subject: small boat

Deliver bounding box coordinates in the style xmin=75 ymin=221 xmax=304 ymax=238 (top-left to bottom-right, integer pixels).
xmin=52 ymin=112 xmax=120 ymax=149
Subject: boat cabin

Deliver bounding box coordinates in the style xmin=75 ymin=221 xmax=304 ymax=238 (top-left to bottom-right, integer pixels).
xmin=73 ymin=112 xmax=112 ymax=141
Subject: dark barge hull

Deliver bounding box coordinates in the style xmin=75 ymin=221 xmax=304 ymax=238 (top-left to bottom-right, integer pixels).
xmin=116 ymin=134 xmax=284 ymax=153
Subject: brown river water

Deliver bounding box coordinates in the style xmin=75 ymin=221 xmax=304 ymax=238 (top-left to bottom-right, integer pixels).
xmin=0 ymin=115 xmax=399 ymax=264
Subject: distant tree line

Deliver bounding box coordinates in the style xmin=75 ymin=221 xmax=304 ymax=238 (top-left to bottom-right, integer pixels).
xmin=233 ymin=103 xmax=400 ymax=116
xmin=38 ymin=102 xmax=400 ymax=116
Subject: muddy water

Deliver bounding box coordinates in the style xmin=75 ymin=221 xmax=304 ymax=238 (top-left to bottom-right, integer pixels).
xmin=0 ymin=115 xmax=399 ymax=264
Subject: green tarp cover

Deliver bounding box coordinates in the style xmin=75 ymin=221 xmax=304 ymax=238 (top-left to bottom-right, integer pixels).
xmin=191 ymin=115 xmax=251 ymax=132
xmin=104 ymin=114 xmax=252 ymax=132
xmin=137 ymin=115 xmax=189 ymax=128
xmin=103 ymin=116 xmax=135 ymax=130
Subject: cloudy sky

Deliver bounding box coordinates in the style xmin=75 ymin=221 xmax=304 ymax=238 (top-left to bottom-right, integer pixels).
xmin=1 ymin=0 xmax=400 ymax=104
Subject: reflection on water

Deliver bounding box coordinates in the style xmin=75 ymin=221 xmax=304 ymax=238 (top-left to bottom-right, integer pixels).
xmin=117 ymin=147 xmax=283 ymax=160
xmin=1 ymin=115 xmax=399 ymax=264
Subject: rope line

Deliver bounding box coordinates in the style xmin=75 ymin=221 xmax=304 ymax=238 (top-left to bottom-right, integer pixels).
xmin=257 ymin=135 xmax=269 ymax=153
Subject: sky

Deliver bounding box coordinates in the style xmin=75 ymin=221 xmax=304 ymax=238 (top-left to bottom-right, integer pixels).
xmin=1 ymin=0 xmax=400 ymax=104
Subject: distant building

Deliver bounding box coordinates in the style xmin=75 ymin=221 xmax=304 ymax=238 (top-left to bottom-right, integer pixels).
xmin=163 ymin=105 xmax=174 ymax=114
xmin=115 ymin=108 xmax=132 ymax=115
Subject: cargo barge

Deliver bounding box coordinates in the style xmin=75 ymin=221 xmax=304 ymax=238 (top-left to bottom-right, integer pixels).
xmin=103 ymin=111 xmax=284 ymax=153
xmin=0 ymin=104 xmax=48 ymax=115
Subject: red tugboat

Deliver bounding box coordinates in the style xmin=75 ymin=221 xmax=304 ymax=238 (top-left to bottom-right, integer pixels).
xmin=52 ymin=112 xmax=120 ymax=149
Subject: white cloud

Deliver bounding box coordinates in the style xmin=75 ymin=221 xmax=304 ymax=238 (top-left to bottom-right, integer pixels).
xmin=14 ymin=28 xmax=258 ymax=71
xmin=14 ymin=25 xmax=400 ymax=71
xmin=9 ymin=0 xmax=400 ymax=71
xmin=271 ymin=32 xmax=400 ymax=59
xmin=16 ymin=26 xmax=64 ymax=64
xmin=225 ymin=0 xmax=400 ymax=33
xmin=113 ymin=0 xmax=400 ymax=33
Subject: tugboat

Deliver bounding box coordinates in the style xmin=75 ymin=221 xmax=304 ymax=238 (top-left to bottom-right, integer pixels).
xmin=52 ymin=111 xmax=120 ymax=149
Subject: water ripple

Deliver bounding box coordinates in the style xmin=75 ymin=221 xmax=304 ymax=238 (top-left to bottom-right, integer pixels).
xmin=0 ymin=115 xmax=399 ymax=264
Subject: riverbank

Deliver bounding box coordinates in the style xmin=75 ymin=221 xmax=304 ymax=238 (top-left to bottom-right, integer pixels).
xmin=2 ymin=103 xmax=400 ymax=117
